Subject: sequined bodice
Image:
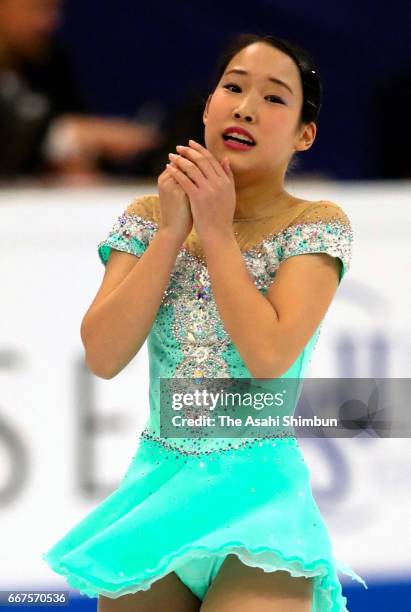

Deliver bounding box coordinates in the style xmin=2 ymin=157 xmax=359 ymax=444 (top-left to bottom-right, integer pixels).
xmin=98 ymin=194 xmax=353 ymax=453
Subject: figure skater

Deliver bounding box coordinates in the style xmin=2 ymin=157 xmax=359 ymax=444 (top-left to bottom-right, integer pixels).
xmin=42 ymin=32 xmax=368 ymax=611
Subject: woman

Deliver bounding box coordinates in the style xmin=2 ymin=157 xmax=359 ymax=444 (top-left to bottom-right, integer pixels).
xmin=42 ymin=33 xmax=367 ymax=611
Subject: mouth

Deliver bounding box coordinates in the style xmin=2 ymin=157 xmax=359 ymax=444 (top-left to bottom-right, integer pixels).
xmin=222 ymin=127 xmax=256 ymax=150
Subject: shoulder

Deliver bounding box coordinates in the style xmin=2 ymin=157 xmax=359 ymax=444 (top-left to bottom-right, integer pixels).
xmin=289 ymin=199 xmax=352 ymax=229
xmin=97 ymin=194 xmax=160 ymax=267
xmin=277 ymin=199 xmax=354 ymax=282
xmin=124 ymin=193 xmax=161 ymax=225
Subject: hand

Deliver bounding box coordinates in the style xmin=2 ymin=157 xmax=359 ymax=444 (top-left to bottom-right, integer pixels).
xmin=166 ymin=139 xmax=236 ymax=242
xmin=46 ymin=115 xmax=164 ymax=164
xmin=95 ymin=119 xmax=164 ymax=160
xmin=157 ymin=164 xmax=193 ymax=243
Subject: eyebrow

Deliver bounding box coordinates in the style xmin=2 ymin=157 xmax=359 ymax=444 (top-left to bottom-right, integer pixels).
xmin=223 ymin=68 xmax=294 ymax=95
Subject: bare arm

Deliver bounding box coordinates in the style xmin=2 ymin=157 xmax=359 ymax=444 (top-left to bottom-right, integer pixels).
xmin=81 ymin=165 xmax=193 ymax=379
xmin=202 ymin=229 xmax=341 ymax=378
xmin=200 ymin=201 xmax=351 ymax=378
xmin=80 ymin=228 xmax=182 ymax=379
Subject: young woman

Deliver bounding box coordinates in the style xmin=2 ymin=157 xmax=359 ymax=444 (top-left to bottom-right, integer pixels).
xmin=42 ymin=33 xmax=367 ymax=611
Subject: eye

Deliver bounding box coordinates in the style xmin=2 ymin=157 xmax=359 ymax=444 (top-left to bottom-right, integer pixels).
xmin=223 ymin=83 xmax=241 ymax=92
xmin=223 ymin=83 xmax=285 ymax=104
xmin=266 ymin=95 xmax=285 ymax=105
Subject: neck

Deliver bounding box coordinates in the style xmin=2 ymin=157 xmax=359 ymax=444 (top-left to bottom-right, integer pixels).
xmin=232 ymin=171 xmax=291 ymax=220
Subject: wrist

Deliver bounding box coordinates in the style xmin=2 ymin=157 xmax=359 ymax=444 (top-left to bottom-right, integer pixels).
xmin=199 ymin=226 xmax=236 ymax=250
xmin=157 ymin=227 xmax=187 ymax=248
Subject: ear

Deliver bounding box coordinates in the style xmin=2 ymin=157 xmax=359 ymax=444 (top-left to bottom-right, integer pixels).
xmin=203 ymin=94 xmax=213 ymax=126
xmin=295 ymin=121 xmax=317 ymax=152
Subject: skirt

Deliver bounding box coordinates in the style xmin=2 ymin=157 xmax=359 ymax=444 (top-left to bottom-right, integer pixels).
xmin=42 ymin=434 xmax=367 ymax=611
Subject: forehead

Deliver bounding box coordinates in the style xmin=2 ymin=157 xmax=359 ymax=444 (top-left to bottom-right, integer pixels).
xmin=225 ymin=42 xmax=300 ymax=88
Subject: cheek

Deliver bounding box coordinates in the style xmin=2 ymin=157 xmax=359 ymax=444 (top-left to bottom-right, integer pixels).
xmin=206 ymin=103 xmax=225 ymax=129
xmin=264 ymin=109 xmax=289 ymax=127
xmin=262 ymin=114 xmax=297 ymax=145
xmin=204 ymin=110 xmax=224 ymax=147
xmin=207 ymin=91 xmax=231 ymax=121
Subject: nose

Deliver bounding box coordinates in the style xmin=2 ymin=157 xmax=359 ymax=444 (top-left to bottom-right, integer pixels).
xmin=233 ymin=110 xmax=254 ymax=123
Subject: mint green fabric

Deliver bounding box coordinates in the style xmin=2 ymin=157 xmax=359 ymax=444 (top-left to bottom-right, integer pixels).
xmin=42 ymin=205 xmax=367 ymax=610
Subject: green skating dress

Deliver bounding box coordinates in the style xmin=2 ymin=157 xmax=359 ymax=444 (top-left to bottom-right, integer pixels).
xmin=42 ymin=194 xmax=367 ymax=611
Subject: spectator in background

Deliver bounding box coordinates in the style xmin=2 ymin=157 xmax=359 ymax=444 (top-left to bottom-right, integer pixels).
xmin=0 ymin=0 xmax=163 ymax=181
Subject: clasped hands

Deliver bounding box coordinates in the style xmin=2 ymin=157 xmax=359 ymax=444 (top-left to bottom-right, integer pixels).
xmin=166 ymin=139 xmax=236 ymax=241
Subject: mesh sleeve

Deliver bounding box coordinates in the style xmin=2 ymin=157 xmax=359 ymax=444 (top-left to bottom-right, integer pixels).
xmin=278 ymin=201 xmax=354 ymax=284
xmin=97 ymin=194 xmax=159 ymax=266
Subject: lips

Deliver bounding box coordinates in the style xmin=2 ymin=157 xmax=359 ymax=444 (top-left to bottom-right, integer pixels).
xmin=222 ymin=126 xmax=256 ymax=146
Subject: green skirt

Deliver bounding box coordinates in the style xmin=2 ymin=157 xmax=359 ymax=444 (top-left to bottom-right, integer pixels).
xmin=42 ymin=434 xmax=367 ymax=610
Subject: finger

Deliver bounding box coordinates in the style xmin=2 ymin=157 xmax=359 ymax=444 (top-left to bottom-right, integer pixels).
xmin=168 ymin=154 xmax=203 ymax=187
xmin=220 ymin=157 xmax=228 ymax=176
xmin=164 ymin=168 xmax=181 ymax=187
xmin=175 ymin=145 xmax=220 ymax=180
xmin=160 ymin=166 xmax=179 ymax=188
xmin=166 ymin=163 xmax=196 ymax=196
xmin=186 ymin=139 xmax=226 ymax=178
xmin=221 ymin=157 xmax=233 ymax=179
xmin=163 ymin=171 xmax=176 ymax=185
xmin=158 ymin=166 xmax=172 ymax=182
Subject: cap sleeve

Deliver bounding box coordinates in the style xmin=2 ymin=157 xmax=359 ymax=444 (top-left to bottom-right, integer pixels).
xmin=278 ymin=201 xmax=353 ymax=284
xmin=97 ymin=194 xmax=160 ymax=266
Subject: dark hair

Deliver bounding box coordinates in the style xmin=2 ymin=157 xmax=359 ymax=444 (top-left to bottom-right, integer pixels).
xmin=208 ymin=32 xmax=323 ymax=126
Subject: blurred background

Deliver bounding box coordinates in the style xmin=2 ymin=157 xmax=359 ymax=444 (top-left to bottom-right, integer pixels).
xmin=1 ymin=0 xmax=410 ymax=610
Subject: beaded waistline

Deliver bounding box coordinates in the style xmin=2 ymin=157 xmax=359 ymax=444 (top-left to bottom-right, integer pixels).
xmin=140 ymin=428 xmax=296 ymax=456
